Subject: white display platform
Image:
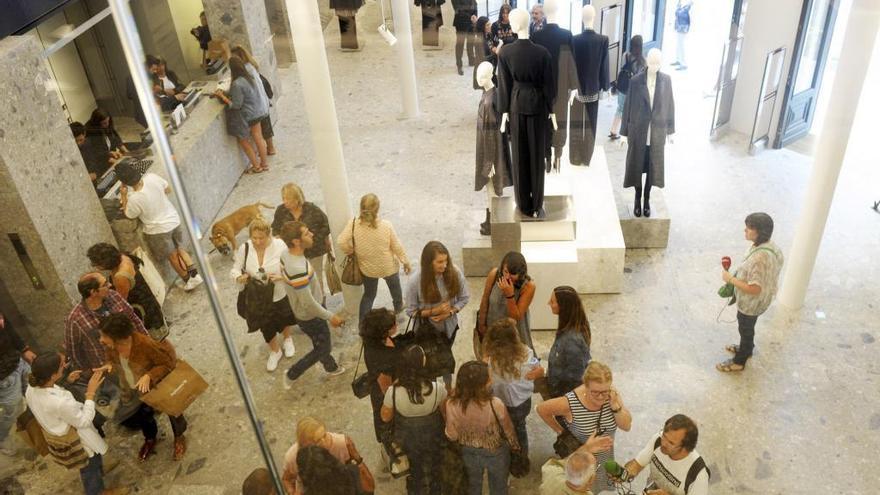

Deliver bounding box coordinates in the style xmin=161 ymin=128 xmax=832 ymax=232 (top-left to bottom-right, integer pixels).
xmin=462 ymin=147 xmax=625 ymax=330
xmin=608 ymin=156 xmax=671 ymax=248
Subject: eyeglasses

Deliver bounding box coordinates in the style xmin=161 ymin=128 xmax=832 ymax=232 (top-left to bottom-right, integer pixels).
xmin=588 ymin=389 xmax=611 ymax=398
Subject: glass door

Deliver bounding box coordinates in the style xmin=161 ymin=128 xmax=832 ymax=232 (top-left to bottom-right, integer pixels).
xmin=775 ymin=0 xmax=839 ymax=148
xmin=599 ymin=3 xmax=625 ymax=81
xmin=625 ymin=0 xmax=667 ymax=52
xmin=710 ymin=0 xmax=748 ymax=137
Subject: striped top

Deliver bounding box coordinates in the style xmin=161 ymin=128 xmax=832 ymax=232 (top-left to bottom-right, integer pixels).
xmin=279 ymin=251 xmax=333 ymax=321
xmin=563 ymin=390 xmax=618 ymax=492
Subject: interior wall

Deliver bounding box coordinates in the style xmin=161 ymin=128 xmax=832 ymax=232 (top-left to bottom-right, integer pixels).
xmin=729 ymin=0 xmax=804 ymax=138
xmin=168 ymin=0 xmax=207 ymax=79
xmin=35 ymin=11 xmax=96 ymax=123
xmin=131 ymin=0 xmax=193 ymax=84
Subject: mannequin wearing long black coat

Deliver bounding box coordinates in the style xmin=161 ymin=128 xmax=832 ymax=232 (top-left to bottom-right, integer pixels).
xmin=497 ymin=39 xmax=555 ymax=217
xmin=620 ymin=70 xmax=675 ymax=190
xmin=570 ymin=29 xmax=609 ymax=166
xmin=532 ymin=24 xmax=580 ymax=167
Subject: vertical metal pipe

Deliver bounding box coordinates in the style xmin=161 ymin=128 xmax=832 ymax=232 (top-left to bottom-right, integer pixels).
xmin=105 ymin=1 xmax=285 ymax=493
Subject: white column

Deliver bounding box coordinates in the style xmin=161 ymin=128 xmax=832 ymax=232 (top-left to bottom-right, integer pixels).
xmin=778 ymin=0 xmax=880 ymax=309
xmin=284 ymin=0 xmax=359 ymax=317
xmin=391 ymin=0 xmax=421 ymax=118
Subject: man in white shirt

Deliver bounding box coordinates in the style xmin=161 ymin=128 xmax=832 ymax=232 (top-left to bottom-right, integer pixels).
xmin=118 ymin=163 xmax=203 ymax=291
xmin=618 ymin=414 xmax=710 ymax=495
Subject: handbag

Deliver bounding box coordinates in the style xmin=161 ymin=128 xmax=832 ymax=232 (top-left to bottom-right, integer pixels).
xmin=236 ymin=242 xmax=250 ymax=318
xmin=717 ymin=247 xmax=777 ymax=303
xmin=15 ymin=408 xmax=49 ymax=457
xmin=340 ymin=219 xmax=364 ymax=286
xmin=140 ymin=359 xmax=209 ymax=417
xmin=344 ymin=435 xmax=376 ymax=494
xmin=490 ymin=402 xmax=530 ymax=477
xmin=553 ymin=428 xmax=583 ymax=458
xmin=236 ymin=243 xmax=276 ymax=331
xmin=615 ymin=54 xmax=634 ymax=94
xmin=396 ymin=313 xmax=456 ymax=378
xmin=350 ymin=343 xmax=373 ymax=399
xmin=325 ymin=254 xmax=343 ymax=295
xmin=43 ymin=425 xmax=89 ymax=470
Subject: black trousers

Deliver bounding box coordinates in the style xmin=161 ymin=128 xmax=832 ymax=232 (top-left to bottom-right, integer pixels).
xmin=421 ymin=5 xmax=443 ymax=46
xmin=338 ymin=14 xmax=359 ymax=49
xmin=122 ymin=402 xmax=187 ymax=440
xmin=455 ymin=31 xmax=477 ymax=68
xmin=734 ymin=311 xmax=759 ymax=365
xmin=510 ymin=112 xmax=549 ymax=216
xmin=569 ymin=100 xmax=599 ymax=166
xmin=634 ymin=145 xmax=655 ymax=201
xmin=369 ymin=381 xmax=394 ymax=456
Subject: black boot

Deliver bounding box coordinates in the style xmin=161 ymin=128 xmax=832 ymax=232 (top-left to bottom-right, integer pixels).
xmin=633 ymin=192 xmax=642 ymax=217
xmin=480 ymin=208 xmax=491 ymax=235
xmin=643 ymin=196 xmax=651 ymax=218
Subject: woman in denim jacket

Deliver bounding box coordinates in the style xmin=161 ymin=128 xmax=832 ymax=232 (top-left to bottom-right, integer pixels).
xmin=535 ymin=286 xmax=592 ymax=398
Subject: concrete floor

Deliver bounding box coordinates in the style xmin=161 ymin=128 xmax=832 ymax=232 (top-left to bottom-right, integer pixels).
xmin=4 ymin=3 xmax=879 ymax=494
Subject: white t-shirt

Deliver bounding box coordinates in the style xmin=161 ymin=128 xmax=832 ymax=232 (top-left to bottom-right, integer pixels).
xmin=635 ymin=433 xmax=709 ymax=495
xmin=124 ymin=173 xmax=180 ymax=235
xmin=160 ymin=76 xmax=176 ymax=93
xmin=383 ymin=379 xmax=446 ymax=417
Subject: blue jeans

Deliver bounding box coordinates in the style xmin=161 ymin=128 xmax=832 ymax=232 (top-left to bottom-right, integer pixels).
xmin=286 ymin=318 xmax=338 ymax=380
xmin=461 ymin=445 xmax=510 ymax=495
xmin=0 ymin=359 xmax=29 ymax=445
xmin=80 ymin=454 xmax=105 ymax=495
xmin=359 ymin=273 xmax=403 ymax=320
xmin=506 ymin=398 xmax=531 ymax=456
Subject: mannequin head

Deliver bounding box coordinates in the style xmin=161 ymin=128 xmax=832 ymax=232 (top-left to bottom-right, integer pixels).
xmin=647 ymin=48 xmax=662 ymax=75
xmin=582 ymin=5 xmax=596 ymax=30
xmin=543 ymin=0 xmax=559 ymax=24
xmin=510 ymin=8 xmax=530 ymax=38
xmin=476 ymin=62 xmax=495 ymax=91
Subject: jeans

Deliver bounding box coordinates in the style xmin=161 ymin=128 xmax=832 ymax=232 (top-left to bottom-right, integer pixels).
xmin=676 ymin=31 xmax=687 ymax=66
xmin=0 ymin=358 xmax=29 ymax=445
xmin=80 ymin=454 xmax=105 ymax=495
xmin=734 ymin=311 xmax=759 ymax=365
xmin=461 ymin=445 xmax=510 ymax=495
xmin=506 ymin=398 xmax=531 ymax=456
xmin=397 ymin=412 xmax=444 ymax=495
xmin=286 ymin=318 xmax=338 ymax=380
xmin=359 ymin=273 xmax=403 ymax=321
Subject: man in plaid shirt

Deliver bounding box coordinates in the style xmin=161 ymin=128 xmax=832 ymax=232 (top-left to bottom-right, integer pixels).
xmin=64 ymin=272 xmax=148 ymax=384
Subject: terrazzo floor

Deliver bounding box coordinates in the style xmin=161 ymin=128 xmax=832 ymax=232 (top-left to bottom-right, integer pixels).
xmin=3 ymin=2 xmax=879 ymax=494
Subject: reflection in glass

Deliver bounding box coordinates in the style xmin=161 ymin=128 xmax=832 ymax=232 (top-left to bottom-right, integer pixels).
xmin=794 ymin=0 xmax=831 ymax=94
xmin=630 ymin=0 xmax=657 ymax=41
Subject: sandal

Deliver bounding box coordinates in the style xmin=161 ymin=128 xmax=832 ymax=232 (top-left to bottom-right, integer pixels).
xmin=244 ymin=166 xmax=260 ymax=174
xmin=725 ymin=344 xmax=740 ymax=355
xmin=716 ymin=359 xmax=745 ymax=372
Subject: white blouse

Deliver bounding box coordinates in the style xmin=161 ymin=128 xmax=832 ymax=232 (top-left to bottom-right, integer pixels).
xmin=25 ymin=385 xmax=108 ymax=456
xmin=230 ymin=238 xmax=288 ymax=301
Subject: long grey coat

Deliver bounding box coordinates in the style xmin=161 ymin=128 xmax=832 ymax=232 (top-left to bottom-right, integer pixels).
xmin=620 ymin=71 xmax=675 ymax=189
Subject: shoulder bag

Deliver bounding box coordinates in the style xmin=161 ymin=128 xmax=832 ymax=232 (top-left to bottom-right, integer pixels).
xmin=490 ymin=401 xmax=530 ymax=477
xmin=236 ymin=243 xmax=276 ymax=331
xmin=345 ymin=435 xmax=376 ymax=494
xmin=236 ymin=242 xmax=251 ymax=319
xmin=325 ymin=253 xmax=343 ymax=295
xmin=717 ymin=247 xmax=778 ymax=302
xmin=615 ymin=54 xmax=634 ymax=94
xmin=395 ymin=313 xmax=456 ymax=378
xmin=340 ymin=219 xmax=364 ymax=286
xmin=43 ymin=425 xmax=89 ymax=470
xmin=350 ymin=343 xmax=373 ymax=399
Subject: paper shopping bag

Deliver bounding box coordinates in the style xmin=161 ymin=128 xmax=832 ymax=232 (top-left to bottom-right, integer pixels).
xmin=141 ymin=360 xmax=208 ymax=417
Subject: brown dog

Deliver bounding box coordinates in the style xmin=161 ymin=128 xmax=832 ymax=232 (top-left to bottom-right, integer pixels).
xmin=210 ymin=202 xmax=274 ymax=255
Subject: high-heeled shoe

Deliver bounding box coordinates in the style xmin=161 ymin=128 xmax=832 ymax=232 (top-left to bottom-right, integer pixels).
xmin=479 ymin=208 xmax=491 ymax=236
xmin=643 ymin=198 xmax=651 ymax=218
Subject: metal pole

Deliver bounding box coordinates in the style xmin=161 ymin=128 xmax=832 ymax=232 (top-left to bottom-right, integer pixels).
xmin=106 ymin=1 xmax=285 ymax=493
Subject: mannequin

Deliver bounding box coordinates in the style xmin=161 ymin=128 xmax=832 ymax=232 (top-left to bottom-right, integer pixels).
xmin=531 ymin=0 xmax=579 ymax=171
xmin=475 ymin=62 xmax=512 ymax=235
xmin=330 ymin=0 xmax=365 ymax=50
xmin=497 ymin=8 xmax=557 ymax=218
xmin=620 ymin=48 xmax=675 ymax=218
xmin=415 ymin=0 xmax=445 ymax=48
xmin=570 ymin=6 xmax=609 ymax=166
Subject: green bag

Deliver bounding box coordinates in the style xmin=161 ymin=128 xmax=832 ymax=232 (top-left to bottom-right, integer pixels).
xmin=717 ymin=247 xmax=777 ymax=303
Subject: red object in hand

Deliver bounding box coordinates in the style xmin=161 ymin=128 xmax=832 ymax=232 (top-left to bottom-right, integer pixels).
xmin=721 ymin=256 xmax=732 ymax=271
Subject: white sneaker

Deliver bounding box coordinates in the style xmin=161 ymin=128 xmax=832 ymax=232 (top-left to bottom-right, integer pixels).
xmin=283 ymin=373 xmax=295 ymax=390
xmin=282 ymin=337 xmax=295 ymax=358
xmin=183 ymin=274 xmax=204 ymax=291
xmin=325 ymin=365 xmax=346 ymax=377
xmin=266 ymin=350 xmax=283 ymax=372
xmin=391 ymin=455 xmax=410 ymax=477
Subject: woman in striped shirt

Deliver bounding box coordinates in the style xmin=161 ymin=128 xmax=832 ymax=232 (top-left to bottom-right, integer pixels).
xmin=536 ymin=360 xmax=632 ymax=493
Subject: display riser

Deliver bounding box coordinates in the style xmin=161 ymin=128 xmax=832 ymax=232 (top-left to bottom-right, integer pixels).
xmin=609 ymin=152 xmax=671 ymax=248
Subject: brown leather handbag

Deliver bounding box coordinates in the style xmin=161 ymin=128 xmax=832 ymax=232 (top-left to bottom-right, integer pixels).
xmin=340 ymin=219 xmax=363 ymax=286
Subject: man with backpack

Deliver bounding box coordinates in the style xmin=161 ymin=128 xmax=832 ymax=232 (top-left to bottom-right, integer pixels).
xmin=615 ymin=414 xmax=710 ymax=495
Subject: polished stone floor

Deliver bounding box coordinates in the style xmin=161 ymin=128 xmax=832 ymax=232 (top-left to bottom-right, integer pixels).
xmin=4 ymin=3 xmax=879 ymax=494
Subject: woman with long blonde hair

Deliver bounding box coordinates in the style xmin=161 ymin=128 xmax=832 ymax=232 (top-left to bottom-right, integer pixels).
xmin=338 ymin=193 xmax=411 ymax=320
xmin=281 ymin=416 xmax=367 ymax=495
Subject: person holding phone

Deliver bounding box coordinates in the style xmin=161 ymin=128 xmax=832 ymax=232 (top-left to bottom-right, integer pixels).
xmin=536 ymin=361 xmax=632 ymax=494
xmin=476 ymin=251 xmax=536 ymax=355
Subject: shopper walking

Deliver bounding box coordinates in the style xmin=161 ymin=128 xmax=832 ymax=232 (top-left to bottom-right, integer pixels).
xmin=609 ymin=35 xmax=646 ymax=140
xmin=96 ymin=314 xmax=189 ymax=461
xmin=381 ymin=345 xmax=446 ymax=494
xmin=483 ymin=318 xmax=541 ymax=459
xmin=537 ymin=286 xmax=592 ymax=399
xmin=476 ymin=251 xmax=536 ymax=354
xmin=272 ymin=183 xmax=333 ymax=305
xmin=214 ymin=56 xmax=269 ymax=173
xmin=444 ymin=360 xmax=520 ymax=495
xmin=25 ymin=353 xmax=127 ymax=495
xmin=717 ymin=212 xmax=784 ymax=372
xmin=87 ymin=243 xmax=165 ymax=336
xmin=276 ymin=221 xmax=345 ymax=385
xmin=359 ymin=308 xmax=403 ymax=470
xmin=338 ymin=194 xmax=411 ymax=320
xmin=673 ymin=0 xmax=692 ymax=70
xmin=0 ymin=312 xmax=35 ymax=456
xmin=405 ymin=241 xmax=469 ymax=386
xmin=231 ymin=218 xmax=297 ymax=371
xmin=536 ymin=361 xmax=632 ymax=494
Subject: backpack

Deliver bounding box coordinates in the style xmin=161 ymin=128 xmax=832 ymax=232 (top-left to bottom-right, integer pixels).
xmin=653 ymin=437 xmax=710 ymax=494
xmin=615 ymin=54 xmax=635 ymax=94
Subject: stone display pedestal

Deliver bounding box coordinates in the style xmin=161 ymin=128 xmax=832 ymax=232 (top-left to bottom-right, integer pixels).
xmin=615 ymin=186 xmax=671 ymax=248
xmin=463 ymin=148 xmax=625 ymax=329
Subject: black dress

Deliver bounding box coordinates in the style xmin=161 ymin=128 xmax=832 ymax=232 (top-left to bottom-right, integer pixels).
xmin=122 ymin=254 xmax=165 ymax=331
xmin=363 ymin=341 xmax=401 ymax=454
